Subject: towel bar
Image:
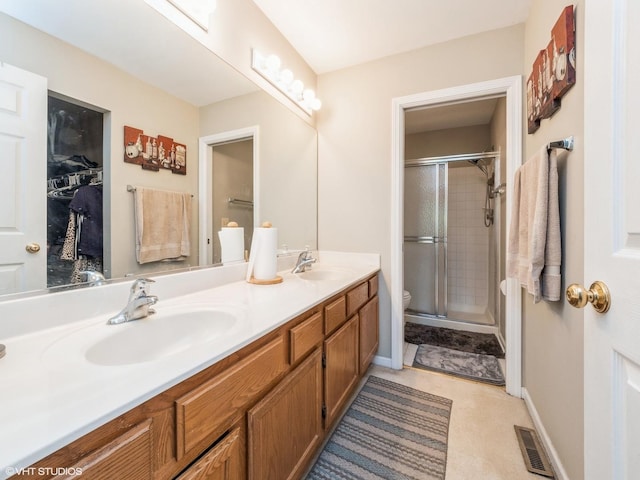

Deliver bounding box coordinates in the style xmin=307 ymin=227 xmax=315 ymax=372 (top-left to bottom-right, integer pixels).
xmin=127 ymin=185 xmax=193 ymax=197
xmin=547 ymin=136 xmax=574 ymax=151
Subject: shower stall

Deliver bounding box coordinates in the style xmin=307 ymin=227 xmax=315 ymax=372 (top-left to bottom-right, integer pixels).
xmin=404 ymin=151 xmax=502 ymax=327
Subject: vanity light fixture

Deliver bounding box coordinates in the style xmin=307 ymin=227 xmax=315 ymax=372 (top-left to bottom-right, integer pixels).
xmin=165 ymin=0 xmax=217 ymax=31
xmin=251 ymin=49 xmax=322 ymax=115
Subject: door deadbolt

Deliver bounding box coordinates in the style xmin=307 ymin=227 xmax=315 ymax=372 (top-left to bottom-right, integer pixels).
xmin=566 ymin=281 xmax=611 ymax=313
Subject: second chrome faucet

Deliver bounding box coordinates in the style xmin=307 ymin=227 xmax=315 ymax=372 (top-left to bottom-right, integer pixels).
xmin=292 ymin=249 xmax=317 ymax=274
xmin=107 ymin=278 xmax=158 ymax=325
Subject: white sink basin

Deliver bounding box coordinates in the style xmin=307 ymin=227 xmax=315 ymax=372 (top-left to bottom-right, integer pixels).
xmin=296 ymin=265 xmax=356 ymax=282
xmin=87 ymin=309 xmax=238 ymax=366
xmin=42 ymin=305 xmax=243 ymax=367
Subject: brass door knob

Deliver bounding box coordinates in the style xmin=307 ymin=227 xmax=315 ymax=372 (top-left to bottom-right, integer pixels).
xmin=566 ymin=281 xmax=611 ymax=313
xmin=25 ymin=243 xmax=41 ymax=254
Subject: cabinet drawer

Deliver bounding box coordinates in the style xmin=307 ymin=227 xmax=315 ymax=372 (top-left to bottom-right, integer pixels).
xmin=368 ymin=275 xmax=378 ymax=297
xmin=346 ymin=282 xmax=369 ymax=317
xmin=324 ymin=296 xmax=346 ymax=335
xmin=290 ymin=311 xmax=323 ymax=364
xmin=175 ymin=427 xmax=242 ymax=480
xmin=67 ymin=419 xmax=153 ymax=480
xmin=175 ymin=337 xmax=287 ymax=459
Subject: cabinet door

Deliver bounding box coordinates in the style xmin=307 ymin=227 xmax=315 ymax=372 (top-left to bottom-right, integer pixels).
xmin=359 ymin=296 xmax=379 ymax=373
xmin=175 ymin=427 xmax=243 ymax=480
xmin=323 ymin=314 xmax=359 ymax=428
xmin=248 ymin=349 xmax=323 ymax=480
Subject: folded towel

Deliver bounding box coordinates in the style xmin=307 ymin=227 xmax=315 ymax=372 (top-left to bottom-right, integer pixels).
xmin=507 ymin=147 xmax=561 ymax=302
xmin=133 ymin=187 xmax=191 ymax=264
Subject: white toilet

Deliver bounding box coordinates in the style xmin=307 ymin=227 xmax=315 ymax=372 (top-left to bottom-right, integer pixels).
xmin=403 ymin=290 xmax=412 ymax=311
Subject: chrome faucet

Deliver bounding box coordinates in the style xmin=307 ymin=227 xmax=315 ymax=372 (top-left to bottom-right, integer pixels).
xmin=292 ymin=249 xmax=317 ymax=273
xmin=107 ymin=278 xmax=158 ymax=325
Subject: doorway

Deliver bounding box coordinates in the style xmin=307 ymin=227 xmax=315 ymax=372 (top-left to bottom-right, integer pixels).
xmin=391 ymin=76 xmax=523 ymax=397
xmin=198 ymin=127 xmax=259 ymax=266
xmin=47 ymin=94 xmax=104 ymax=287
xmin=211 ymin=139 xmax=254 ymax=264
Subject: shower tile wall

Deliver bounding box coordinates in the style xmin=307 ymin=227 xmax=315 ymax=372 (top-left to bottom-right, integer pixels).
xmin=447 ymin=166 xmax=489 ymax=313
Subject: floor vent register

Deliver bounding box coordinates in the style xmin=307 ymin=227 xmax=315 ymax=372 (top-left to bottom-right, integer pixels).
xmin=514 ymin=425 xmax=555 ymax=478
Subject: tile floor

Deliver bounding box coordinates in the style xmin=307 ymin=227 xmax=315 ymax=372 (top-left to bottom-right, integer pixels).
xmin=367 ymin=364 xmax=544 ymax=479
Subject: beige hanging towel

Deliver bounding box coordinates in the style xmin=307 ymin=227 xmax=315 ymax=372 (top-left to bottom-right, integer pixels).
xmin=507 ymin=147 xmax=561 ymax=302
xmin=133 ymin=187 xmax=192 ymax=264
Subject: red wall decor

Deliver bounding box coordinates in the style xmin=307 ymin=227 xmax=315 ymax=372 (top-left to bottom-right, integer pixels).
xmin=123 ymin=126 xmax=187 ymax=175
xmin=527 ymin=5 xmax=576 ymax=134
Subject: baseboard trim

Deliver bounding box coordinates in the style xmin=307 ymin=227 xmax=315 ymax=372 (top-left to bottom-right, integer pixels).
xmin=372 ymin=355 xmax=393 ymax=369
xmin=522 ymin=387 xmax=570 ymax=480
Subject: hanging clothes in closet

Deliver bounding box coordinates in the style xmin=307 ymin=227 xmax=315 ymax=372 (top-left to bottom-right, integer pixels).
xmin=60 ymin=183 xmax=104 ymax=283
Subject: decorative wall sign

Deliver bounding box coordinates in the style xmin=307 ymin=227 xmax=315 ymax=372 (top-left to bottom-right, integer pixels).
xmin=527 ymin=5 xmax=576 ymax=134
xmin=123 ymin=126 xmax=187 ymax=174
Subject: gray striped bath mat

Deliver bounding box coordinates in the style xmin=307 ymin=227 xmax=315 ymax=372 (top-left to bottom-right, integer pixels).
xmin=305 ymin=375 xmax=452 ymax=480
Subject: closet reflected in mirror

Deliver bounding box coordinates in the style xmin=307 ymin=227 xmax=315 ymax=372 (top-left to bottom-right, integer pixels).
xmin=47 ymin=95 xmax=105 ymax=288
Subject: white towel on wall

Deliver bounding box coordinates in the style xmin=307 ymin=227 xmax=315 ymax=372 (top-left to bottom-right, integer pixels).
xmin=133 ymin=187 xmax=192 ymax=264
xmin=507 ymin=147 xmax=562 ymax=303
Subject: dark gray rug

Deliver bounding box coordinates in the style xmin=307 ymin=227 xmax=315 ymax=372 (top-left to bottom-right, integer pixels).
xmin=305 ymin=375 xmax=452 ymax=480
xmin=404 ymin=322 xmax=504 ymax=358
xmin=413 ymin=345 xmax=505 ymax=386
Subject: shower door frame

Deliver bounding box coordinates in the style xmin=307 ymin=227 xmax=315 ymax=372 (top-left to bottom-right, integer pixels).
xmin=391 ymin=76 xmax=523 ymax=398
xmin=404 ymin=152 xmax=499 ymax=321
xmin=404 ymin=161 xmax=448 ymax=318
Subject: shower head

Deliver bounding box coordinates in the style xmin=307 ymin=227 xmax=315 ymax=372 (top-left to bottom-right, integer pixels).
xmin=468 ymin=158 xmax=489 ymax=176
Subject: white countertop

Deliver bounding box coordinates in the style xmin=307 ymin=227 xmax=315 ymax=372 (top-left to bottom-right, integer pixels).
xmin=0 ymin=252 xmax=379 ymax=478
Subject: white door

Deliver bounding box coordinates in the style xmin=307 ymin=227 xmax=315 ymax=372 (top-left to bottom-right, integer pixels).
xmin=0 ymin=62 xmax=47 ymax=295
xmin=583 ymin=1 xmax=640 ymax=478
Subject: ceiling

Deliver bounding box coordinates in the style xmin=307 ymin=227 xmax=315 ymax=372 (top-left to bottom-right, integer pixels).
xmin=252 ymin=0 xmax=532 ymax=74
xmin=405 ymin=98 xmax=499 ymax=135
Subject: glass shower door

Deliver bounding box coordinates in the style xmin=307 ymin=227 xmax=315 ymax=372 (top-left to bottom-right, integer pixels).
xmin=404 ymin=162 xmax=447 ymax=316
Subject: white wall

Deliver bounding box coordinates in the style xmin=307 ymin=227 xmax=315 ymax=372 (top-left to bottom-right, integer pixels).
xmin=523 ymin=3 xmax=585 ymax=479
xmin=317 ymin=24 xmax=524 ymax=358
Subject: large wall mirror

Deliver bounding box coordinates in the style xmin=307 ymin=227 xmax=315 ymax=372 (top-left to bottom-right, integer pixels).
xmin=0 ymin=1 xmax=317 ymax=298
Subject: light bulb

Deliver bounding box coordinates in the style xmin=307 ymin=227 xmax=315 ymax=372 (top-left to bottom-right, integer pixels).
xmin=311 ymin=98 xmax=322 ymax=111
xmin=280 ymin=69 xmax=294 ymax=86
xmin=302 ymin=89 xmax=316 ymax=102
xmin=291 ymin=79 xmax=304 ymax=96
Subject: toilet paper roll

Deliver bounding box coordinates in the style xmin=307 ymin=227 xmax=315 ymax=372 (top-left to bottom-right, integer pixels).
xmin=251 ymin=227 xmax=278 ymax=280
xmin=218 ymin=227 xmax=244 ymax=264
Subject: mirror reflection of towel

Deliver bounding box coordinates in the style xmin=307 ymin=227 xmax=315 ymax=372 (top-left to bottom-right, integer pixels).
xmin=133 ymin=187 xmax=191 ymax=264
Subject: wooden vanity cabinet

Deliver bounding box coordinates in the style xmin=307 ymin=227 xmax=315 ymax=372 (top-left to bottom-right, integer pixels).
xmin=247 ymin=349 xmax=323 ymax=480
xmin=16 ymin=273 xmax=379 ymax=480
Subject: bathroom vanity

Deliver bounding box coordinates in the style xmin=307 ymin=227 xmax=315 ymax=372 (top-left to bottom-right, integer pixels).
xmin=0 ymin=253 xmax=379 ymax=480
